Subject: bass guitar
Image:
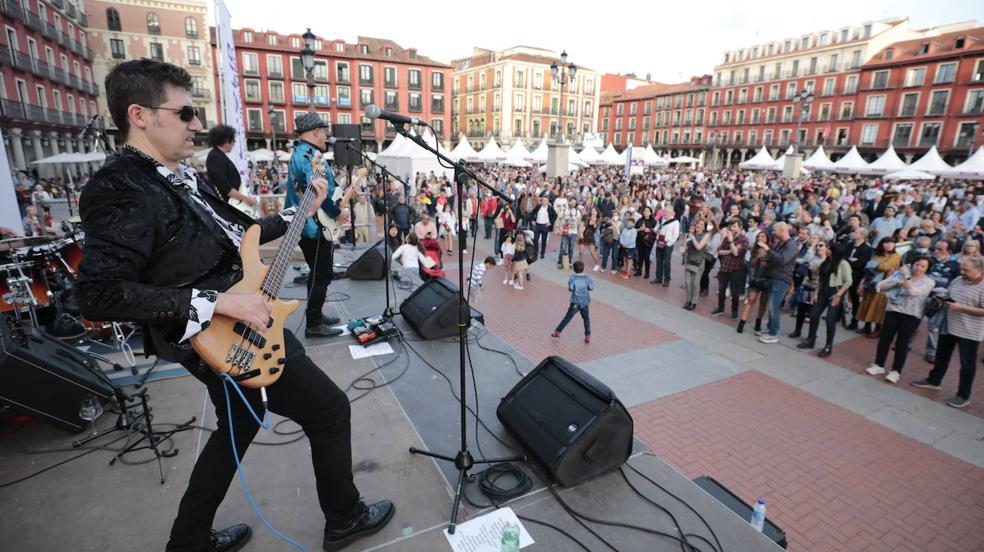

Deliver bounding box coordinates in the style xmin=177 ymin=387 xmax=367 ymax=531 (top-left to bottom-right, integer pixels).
xmin=190 ymin=152 xmax=326 ymax=388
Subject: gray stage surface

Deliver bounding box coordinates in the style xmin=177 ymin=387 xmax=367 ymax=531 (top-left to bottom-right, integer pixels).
xmin=0 ymin=252 xmax=782 ymax=551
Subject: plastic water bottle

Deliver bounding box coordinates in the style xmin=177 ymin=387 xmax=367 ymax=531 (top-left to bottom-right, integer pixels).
xmin=501 ymin=520 xmax=520 ymax=552
xmin=749 ymin=498 xmax=766 ymax=532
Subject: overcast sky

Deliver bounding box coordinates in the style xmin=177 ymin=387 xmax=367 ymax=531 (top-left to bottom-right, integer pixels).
xmin=222 ymin=0 xmax=980 ymax=83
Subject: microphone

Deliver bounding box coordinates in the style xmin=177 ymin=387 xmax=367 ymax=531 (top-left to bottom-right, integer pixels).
xmin=327 ymin=136 xmax=357 ymax=145
xmin=364 ymin=104 xmax=426 ymax=127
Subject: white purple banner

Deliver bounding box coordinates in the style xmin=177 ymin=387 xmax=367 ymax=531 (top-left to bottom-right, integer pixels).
xmin=215 ymin=0 xmax=248 ymax=184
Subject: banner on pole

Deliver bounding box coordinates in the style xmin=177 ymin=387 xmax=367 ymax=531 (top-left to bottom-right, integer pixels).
xmin=215 ymin=0 xmax=249 ymax=184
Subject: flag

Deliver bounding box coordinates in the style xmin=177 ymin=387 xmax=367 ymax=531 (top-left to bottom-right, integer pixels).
xmin=215 ymin=0 xmax=249 ymax=185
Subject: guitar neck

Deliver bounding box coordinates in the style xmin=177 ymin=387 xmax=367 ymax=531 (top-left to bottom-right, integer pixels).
xmin=259 ymin=166 xmax=324 ymax=297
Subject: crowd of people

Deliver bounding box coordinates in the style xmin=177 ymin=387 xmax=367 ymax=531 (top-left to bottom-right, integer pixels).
xmin=372 ymin=163 xmax=984 ymax=410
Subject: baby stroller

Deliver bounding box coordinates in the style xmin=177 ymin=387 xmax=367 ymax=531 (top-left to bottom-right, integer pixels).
xmin=418 ymin=238 xmax=446 ymax=281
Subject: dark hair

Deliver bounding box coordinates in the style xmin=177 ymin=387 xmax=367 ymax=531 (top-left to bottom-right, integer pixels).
xmin=821 ymin=242 xmax=848 ymax=281
xmin=910 ymin=255 xmax=932 ymax=269
xmin=875 ymin=237 xmax=896 ymax=256
xmin=105 ymin=59 xmax=193 ymax=140
xmin=484 ymin=255 xmax=496 ymax=266
xmin=573 ymin=260 xmax=585 ymax=273
xmin=207 ymin=124 xmax=236 ymax=148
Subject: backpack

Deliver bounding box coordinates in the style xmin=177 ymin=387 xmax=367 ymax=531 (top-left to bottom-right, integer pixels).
xmin=601 ymin=223 xmax=615 ymax=245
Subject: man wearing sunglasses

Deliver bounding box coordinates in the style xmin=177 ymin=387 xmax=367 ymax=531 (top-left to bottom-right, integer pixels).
xmin=76 ymin=59 xmax=394 ymax=552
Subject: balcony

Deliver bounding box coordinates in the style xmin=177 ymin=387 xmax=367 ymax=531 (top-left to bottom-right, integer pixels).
xmin=186 ymin=30 xmax=199 ymax=39
xmin=192 ymin=88 xmax=211 ymax=99
xmin=56 ymin=31 xmax=69 ymax=47
xmin=408 ymin=81 xmax=421 ymax=91
xmin=1 ymin=0 xmax=22 ymax=20
xmin=70 ymin=40 xmax=82 ymax=56
xmin=384 ymin=102 xmax=400 ymax=112
xmin=267 ymin=70 xmax=283 ymax=79
xmin=960 ymin=107 xmax=983 ymax=117
xmin=0 ymin=98 xmax=86 ymax=127
xmin=79 ymin=12 xmax=87 ymax=26
xmin=65 ymin=3 xmax=75 ymax=18
xmin=23 ymin=8 xmax=43 ymax=31
xmin=432 ymin=82 xmax=444 ymax=92
xmin=336 ymin=75 xmax=350 ymax=85
xmin=384 ymin=80 xmax=398 ymax=89
xmin=243 ymin=67 xmax=259 ymax=76
xmin=41 ymin=22 xmax=57 ymax=40
xmin=359 ymin=78 xmax=373 ymax=87
xmin=49 ymin=0 xmax=62 ymax=7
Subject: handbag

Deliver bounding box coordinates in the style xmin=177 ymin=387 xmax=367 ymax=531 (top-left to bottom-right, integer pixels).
xmin=494 ymin=214 xmax=504 ymax=229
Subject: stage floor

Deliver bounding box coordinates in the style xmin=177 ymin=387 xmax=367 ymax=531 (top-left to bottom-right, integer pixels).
xmin=0 ymin=251 xmax=782 ymax=551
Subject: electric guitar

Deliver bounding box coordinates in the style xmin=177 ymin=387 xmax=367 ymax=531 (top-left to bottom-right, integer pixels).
xmin=315 ymin=167 xmax=367 ymax=242
xmin=228 ymin=184 xmax=260 ymax=218
xmin=190 ymin=152 xmax=326 ymax=388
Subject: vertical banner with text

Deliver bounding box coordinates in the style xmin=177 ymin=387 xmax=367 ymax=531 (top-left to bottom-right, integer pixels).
xmin=215 ymin=0 xmax=249 ymax=185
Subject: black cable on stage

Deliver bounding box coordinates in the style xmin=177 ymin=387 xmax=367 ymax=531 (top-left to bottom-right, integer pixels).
xmin=630 ymin=457 xmax=723 ymax=552
xmin=0 ymin=432 xmax=131 ymax=488
xmin=619 ymin=467 xmax=702 ymax=552
xmin=543 ymin=482 xmax=621 ymax=552
xmin=515 ymin=514 xmax=593 ymax=552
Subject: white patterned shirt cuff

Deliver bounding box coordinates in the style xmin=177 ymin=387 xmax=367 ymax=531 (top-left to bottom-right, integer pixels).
xmin=180 ymin=289 xmax=218 ymax=343
xmin=279 ymin=207 xmax=298 ymax=223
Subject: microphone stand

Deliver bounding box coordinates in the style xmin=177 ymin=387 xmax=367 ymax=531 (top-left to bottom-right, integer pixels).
xmin=390 ymin=124 xmax=521 ymax=534
xmin=344 ymin=142 xmax=402 ymax=319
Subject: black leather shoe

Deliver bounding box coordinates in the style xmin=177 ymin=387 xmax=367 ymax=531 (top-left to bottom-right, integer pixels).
xmin=205 ymin=524 xmax=251 ymax=552
xmin=324 ymin=500 xmax=395 ymax=551
xmin=321 ymin=315 xmax=341 ymax=326
xmin=306 ymin=324 xmax=344 ymax=338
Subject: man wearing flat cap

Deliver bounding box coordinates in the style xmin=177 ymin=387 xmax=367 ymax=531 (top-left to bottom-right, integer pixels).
xmin=286 ymin=113 xmax=356 ymax=338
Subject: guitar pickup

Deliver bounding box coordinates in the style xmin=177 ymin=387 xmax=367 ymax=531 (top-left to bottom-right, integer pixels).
xmin=233 ymin=322 xmax=268 ymax=349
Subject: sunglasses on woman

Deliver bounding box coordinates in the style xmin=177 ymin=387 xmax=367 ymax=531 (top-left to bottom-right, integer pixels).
xmin=140 ymin=104 xmax=201 ymax=123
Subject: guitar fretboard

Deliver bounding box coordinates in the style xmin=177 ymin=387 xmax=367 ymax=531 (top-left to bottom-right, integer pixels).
xmin=259 ymin=163 xmax=325 ymax=298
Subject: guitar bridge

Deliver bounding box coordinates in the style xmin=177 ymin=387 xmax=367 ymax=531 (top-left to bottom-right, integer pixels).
xmin=226 ymin=344 xmax=256 ymax=371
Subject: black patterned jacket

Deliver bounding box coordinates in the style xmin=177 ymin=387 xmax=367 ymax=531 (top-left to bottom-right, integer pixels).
xmin=76 ymin=148 xmax=288 ymax=366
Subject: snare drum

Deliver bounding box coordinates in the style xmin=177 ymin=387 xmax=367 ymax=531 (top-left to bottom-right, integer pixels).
xmin=0 ymin=262 xmax=51 ymax=312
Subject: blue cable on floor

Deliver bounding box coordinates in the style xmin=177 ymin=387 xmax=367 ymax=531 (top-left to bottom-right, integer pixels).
xmin=222 ymin=374 xmax=308 ymax=552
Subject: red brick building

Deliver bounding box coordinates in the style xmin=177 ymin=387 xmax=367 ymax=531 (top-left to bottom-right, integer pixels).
xmin=852 ymin=28 xmax=984 ymax=164
xmin=599 ymin=76 xmax=712 ymax=158
xmin=211 ymin=28 xmax=451 ymax=151
xmin=1 ymin=0 xmax=99 ymax=177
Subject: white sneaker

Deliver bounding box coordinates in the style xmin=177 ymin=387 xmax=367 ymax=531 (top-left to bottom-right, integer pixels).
xmin=884 ymin=370 xmax=900 ymax=384
xmin=497 ymin=258 xmax=504 ymax=266
xmin=610 ymin=270 xmax=617 ymax=275
xmin=754 ymin=330 xmax=768 ymax=337
xmin=503 ymin=279 xmax=510 ymax=285
xmin=593 ymin=265 xmax=600 ymax=271
xmin=865 ymin=364 xmax=886 ymax=376
xmin=514 ymin=284 xmax=524 ymax=290
xmin=758 ymin=335 xmax=778 ymax=344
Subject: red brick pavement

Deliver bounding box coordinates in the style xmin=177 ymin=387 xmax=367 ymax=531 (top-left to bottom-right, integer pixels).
xmin=631 ymin=371 xmax=984 ymax=552
xmin=444 ymin=261 xmax=678 ymax=365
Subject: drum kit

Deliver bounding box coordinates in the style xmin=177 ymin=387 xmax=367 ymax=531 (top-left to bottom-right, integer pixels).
xmin=0 ymin=220 xmax=137 ymax=367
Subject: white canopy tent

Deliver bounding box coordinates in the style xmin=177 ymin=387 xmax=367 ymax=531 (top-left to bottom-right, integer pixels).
xmin=31 ymin=152 xmax=83 ymax=164
xmin=768 ymin=146 xmax=795 ymax=171
xmin=477 ymin=137 xmax=507 ymax=163
xmin=447 ymin=134 xmax=481 ymax=163
xmin=577 ymin=145 xmax=604 ymax=165
xmin=375 ymin=129 xmax=452 ymax=189
xmin=670 ymin=155 xmax=700 ymax=164
xmin=504 ymin=140 xmax=533 ymax=167
xmin=567 ymin=145 xmax=590 ymax=168
xmin=643 ymin=145 xmax=667 ymax=166
xmin=379 ymin=133 xmax=409 ymax=157
xmin=738 ymin=146 xmax=776 ymax=170
xmin=600 ymin=144 xmax=623 ymax=165
xmin=944 ymin=147 xmax=984 ymax=180
xmin=884 ymin=168 xmax=936 ymax=180
xmin=863 ymin=145 xmax=907 ymax=175
xmin=530 ymin=138 xmax=549 ymax=163
xmin=248 ymin=148 xmax=290 ymax=163
xmin=802 ymin=145 xmax=834 ymax=171
xmin=831 ymin=146 xmax=870 ymax=174
xmin=909 ymin=145 xmax=953 ymax=175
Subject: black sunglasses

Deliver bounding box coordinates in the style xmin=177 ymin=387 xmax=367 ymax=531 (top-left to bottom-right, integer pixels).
xmin=140 ymin=104 xmax=201 ymax=123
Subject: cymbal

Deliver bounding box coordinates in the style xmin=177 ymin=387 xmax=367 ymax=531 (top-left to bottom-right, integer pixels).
xmin=0 ymin=236 xmax=54 ymax=253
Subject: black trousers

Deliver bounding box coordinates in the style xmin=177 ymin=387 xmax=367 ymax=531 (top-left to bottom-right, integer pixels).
xmin=874 ymin=311 xmax=921 ymax=372
xmin=806 ymin=286 xmax=843 ymax=347
xmin=167 ymin=331 xmax=360 ymax=551
xmin=928 ymin=333 xmax=979 ymax=400
xmin=534 ymin=223 xmax=550 ymax=258
xmin=299 ymin=234 xmax=334 ymax=327
xmin=555 ymin=303 xmax=590 ymax=336
xmin=717 ymin=269 xmax=746 ymax=313
xmin=700 ymin=258 xmax=715 ymax=293
xmin=636 ymin=242 xmax=654 ymax=277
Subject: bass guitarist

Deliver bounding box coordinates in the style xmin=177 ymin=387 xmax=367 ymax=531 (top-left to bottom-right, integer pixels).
xmin=76 ymin=59 xmax=393 ymax=552
xmin=286 ymin=113 xmax=356 ymax=338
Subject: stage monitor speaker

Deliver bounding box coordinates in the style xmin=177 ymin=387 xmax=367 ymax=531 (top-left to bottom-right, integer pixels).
xmin=332 ymin=124 xmax=361 ymax=169
xmin=0 ymin=328 xmax=114 ymax=432
xmin=399 ymin=277 xmax=484 ymax=340
xmin=497 ymin=356 xmax=633 ymax=487
xmin=346 ymin=240 xmax=386 ymax=280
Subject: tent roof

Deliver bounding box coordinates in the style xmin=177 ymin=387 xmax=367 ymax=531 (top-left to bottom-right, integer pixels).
xmin=600 ymin=144 xmax=623 ymax=165
xmin=739 ymin=146 xmax=775 ymax=170
xmin=909 ymin=145 xmax=953 ymax=175
xmin=504 ymin=140 xmax=533 ymax=167
xmin=945 ymin=146 xmax=984 ymax=180
xmin=578 ymin=146 xmax=604 ymax=165
xmin=643 ymin=144 xmax=667 ymax=166
xmin=864 ymin=145 xmax=907 ymax=175
xmin=377 ymin=129 xmax=435 ymax=160
xmin=379 ymin=133 xmax=408 ymax=156
xmin=530 ymin=138 xmax=549 ymax=163
xmin=477 ymin=137 xmax=507 ymax=162
xmin=447 ymin=134 xmax=481 ymax=162
xmin=802 ymin=145 xmax=833 ymax=170
xmin=832 ymin=146 xmax=870 ymax=173
xmin=884 ymin=168 xmax=936 ymax=180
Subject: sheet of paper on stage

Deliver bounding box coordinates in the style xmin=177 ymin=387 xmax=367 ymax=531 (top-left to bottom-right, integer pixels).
xmin=348 ymin=342 xmax=394 ymax=359
xmin=443 ymin=507 xmax=534 ymax=552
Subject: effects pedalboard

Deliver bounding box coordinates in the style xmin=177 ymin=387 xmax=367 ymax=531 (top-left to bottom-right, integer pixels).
xmin=347 ymin=316 xmax=398 ymax=347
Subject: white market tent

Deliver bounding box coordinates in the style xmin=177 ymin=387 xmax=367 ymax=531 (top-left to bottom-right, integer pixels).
xmin=376 ymin=128 xmax=452 ymax=188
xmin=944 ymin=147 xmax=984 ymax=180
xmin=248 ymin=148 xmax=290 ymax=163
xmin=577 ymin=145 xmax=604 ymax=165
xmin=504 ymin=140 xmax=533 ymax=167
xmin=379 ymin=133 xmax=409 ymax=157
xmin=831 ymin=146 xmax=870 ymax=174
xmin=863 ymin=145 xmax=907 ymax=175
xmin=884 ymin=168 xmax=936 ymax=180
xmin=670 ymin=155 xmax=700 ymax=164
xmin=477 ymin=137 xmax=507 ymax=163
xmin=530 ymin=138 xmax=549 ymax=163
xmin=567 ymin=145 xmax=590 ymax=168
xmin=643 ymin=144 xmax=668 ymax=166
xmin=447 ymin=134 xmax=481 ymax=163
xmin=802 ymin=145 xmax=834 ymax=171
xmin=600 ymin=144 xmax=623 ymax=165
xmin=909 ymin=145 xmax=953 ymax=175
xmin=738 ymin=146 xmax=776 ymax=170
xmin=768 ymin=146 xmax=795 ymax=171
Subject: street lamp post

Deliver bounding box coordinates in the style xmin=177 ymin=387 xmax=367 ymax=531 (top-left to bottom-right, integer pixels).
xmin=301 ymin=28 xmax=316 ymax=114
xmin=792 ymin=90 xmax=814 ymax=154
xmin=550 ymin=50 xmax=577 ymax=144
xmin=268 ymin=106 xmax=277 ymax=153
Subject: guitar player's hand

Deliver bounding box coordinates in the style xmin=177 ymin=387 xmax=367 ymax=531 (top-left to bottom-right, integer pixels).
xmin=307 ymin=178 xmax=329 ymax=217
xmin=216 ymin=293 xmax=273 ymax=334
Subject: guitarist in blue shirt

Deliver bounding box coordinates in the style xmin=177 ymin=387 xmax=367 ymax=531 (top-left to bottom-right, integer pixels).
xmin=286 ymin=113 xmax=355 ymax=337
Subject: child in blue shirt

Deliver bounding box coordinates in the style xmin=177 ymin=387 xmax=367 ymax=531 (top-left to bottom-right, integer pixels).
xmin=551 ymin=261 xmax=595 ymax=343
